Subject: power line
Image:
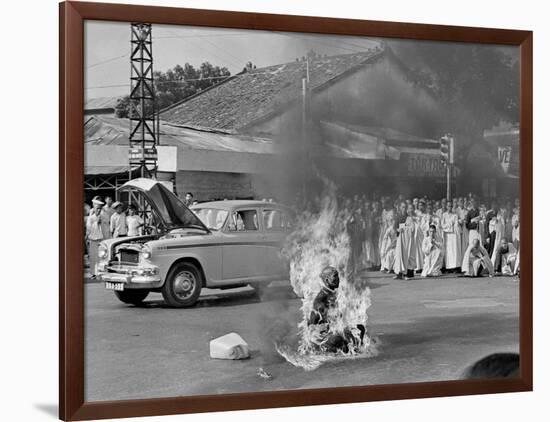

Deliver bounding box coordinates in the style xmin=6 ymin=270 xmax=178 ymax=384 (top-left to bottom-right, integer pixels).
xmin=86 ymin=75 xmax=234 ymax=90
xmin=87 ymin=53 xmax=129 ymax=69
xmin=198 ymin=37 xmax=248 ymax=69
xmin=274 ymin=31 xmax=366 ymax=54
xmin=153 ymin=32 xmax=256 ymax=39
xmin=87 ymin=32 xmax=377 ymax=71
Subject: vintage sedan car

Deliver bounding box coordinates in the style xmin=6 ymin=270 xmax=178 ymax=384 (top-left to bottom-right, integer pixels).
xmin=97 ymin=178 xmax=293 ymax=307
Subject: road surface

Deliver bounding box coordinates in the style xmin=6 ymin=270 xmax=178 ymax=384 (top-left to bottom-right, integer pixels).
xmin=84 ymin=271 xmax=519 ymax=402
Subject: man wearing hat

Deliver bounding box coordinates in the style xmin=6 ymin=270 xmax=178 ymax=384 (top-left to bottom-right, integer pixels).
xmin=90 ymin=196 xmax=103 ymax=214
xmin=110 ymin=201 xmax=128 ymax=238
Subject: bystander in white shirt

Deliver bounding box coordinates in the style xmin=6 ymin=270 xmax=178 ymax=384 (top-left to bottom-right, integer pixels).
xmin=110 ymin=203 xmax=128 ymax=238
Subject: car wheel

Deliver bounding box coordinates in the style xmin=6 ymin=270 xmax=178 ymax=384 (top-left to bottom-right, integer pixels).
xmin=114 ymin=289 xmax=149 ymax=305
xmin=162 ymin=261 xmax=202 ymax=307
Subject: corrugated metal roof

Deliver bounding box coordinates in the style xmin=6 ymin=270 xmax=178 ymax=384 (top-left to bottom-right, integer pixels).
xmin=84 ymin=96 xmax=121 ymax=110
xmin=85 ymin=115 xmax=274 ymax=154
xmin=84 ymin=165 xmax=132 ymax=175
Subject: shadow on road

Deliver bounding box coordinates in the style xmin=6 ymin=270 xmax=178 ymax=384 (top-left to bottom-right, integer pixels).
xmin=134 ymin=285 xmax=299 ymax=309
xmin=375 ymin=312 xmax=519 ymax=358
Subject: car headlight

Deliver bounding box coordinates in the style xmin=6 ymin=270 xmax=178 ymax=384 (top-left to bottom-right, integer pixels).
xmin=98 ymin=244 xmax=108 ymax=260
xmin=142 ymin=245 xmax=152 ymax=260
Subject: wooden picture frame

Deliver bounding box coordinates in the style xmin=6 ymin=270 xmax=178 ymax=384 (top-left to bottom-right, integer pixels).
xmin=60 ymin=1 xmax=533 ymax=420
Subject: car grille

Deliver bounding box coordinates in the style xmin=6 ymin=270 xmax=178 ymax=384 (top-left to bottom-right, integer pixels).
xmin=118 ymin=249 xmax=139 ymax=264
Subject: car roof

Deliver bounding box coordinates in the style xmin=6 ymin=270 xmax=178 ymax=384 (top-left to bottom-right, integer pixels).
xmin=191 ymin=200 xmax=289 ymax=211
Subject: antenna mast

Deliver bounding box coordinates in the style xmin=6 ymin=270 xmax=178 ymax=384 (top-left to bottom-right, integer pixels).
xmin=129 ymin=23 xmax=158 ymax=180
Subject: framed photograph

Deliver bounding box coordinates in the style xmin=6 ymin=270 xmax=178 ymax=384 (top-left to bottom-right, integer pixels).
xmin=60 ymin=1 xmax=532 ymax=420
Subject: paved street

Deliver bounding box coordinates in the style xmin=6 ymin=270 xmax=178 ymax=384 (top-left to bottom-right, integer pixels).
xmin=85 ymin=272 xmax=519 ymax=402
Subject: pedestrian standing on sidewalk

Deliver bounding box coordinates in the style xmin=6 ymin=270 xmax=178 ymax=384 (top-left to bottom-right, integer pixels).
xmin=100 ymin=196 xmax=115 ymax=239
xmin=110 ymin=201 xmax=128 ymax=238
xmin=86 ymin=200 xmax=104 ymax=278
xmin=127 ymin=204 xmax=145 ymax=237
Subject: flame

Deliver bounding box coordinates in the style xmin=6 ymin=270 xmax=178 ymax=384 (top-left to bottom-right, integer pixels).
xmin=278 ymin=179 xmax=378 ymax=370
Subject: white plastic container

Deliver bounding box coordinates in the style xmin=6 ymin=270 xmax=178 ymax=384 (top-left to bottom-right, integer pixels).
xmin=209 ymin=332 xmax=250 ymax=360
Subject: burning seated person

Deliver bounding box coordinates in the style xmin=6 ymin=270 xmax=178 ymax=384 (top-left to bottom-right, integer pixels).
xmin=306 ymin=266 xmax=366 ymax=354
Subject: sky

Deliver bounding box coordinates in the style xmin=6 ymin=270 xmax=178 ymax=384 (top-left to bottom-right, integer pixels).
xmin=84 ymin=20 xmax=382 ymax=100
xmin=84 ymin=20 xmax=518 ymax=103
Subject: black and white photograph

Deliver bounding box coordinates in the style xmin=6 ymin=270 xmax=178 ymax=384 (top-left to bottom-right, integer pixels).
xmin=83 ymin=19 xmax=521 ymax=402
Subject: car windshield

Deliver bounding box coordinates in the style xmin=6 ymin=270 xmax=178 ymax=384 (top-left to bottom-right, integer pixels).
xmin=193 ymin=208 xmax=229 ymax=231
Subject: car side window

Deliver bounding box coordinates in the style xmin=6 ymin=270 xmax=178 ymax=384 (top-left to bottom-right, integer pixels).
xmin=229 ymin=210 xmax=259 ymax=231
xmin=262 ymin=209 xmax=293 ymax=231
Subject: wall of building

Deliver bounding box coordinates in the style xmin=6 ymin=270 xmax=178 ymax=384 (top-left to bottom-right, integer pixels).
xmin=175 ymin=170 xmax=255 ymax=201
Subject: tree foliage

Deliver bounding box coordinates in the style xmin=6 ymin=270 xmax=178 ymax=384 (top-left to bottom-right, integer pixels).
xmin=390 ymin=41 xmax=519 ymax=158
xmin=115 ymin=62 xmax=231 ymax=118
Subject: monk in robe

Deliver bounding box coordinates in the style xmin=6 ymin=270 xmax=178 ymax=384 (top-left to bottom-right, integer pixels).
xmin=421 ymin=225 xmax=444 ymax=277
xmin=380 ymin=217 xmax=397 ymax=273
xmin=465 ymin=197 xmax=482 ymax=245
xmin=441 ymin=201 xmax=462 ymax=271
xmin=490 ymin=209 xmax=507 ymax=266
xmin=413 ymin=200 xmax=427 ymax=272
xmin=493 ymin=239 xmax=518 ymax=276
xmin=346 ymin=209 xmax=365 ymax=275
xmin=462 ymin=239 xmax=494 ymax=277
xmin=379 ymin=199 xmax=395 ymax=265
xmin=307 ymin=266 xmax=366 ymax=353
xmin=393 ymin=203 xmax=417 ymax=280
xmin=457 ymin=199 xmax=469 ymax=255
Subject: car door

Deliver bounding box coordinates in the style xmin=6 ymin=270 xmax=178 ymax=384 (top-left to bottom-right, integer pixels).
xmin=261 ymin=207 xmax=292 ymax=279
xmin=221 ymin=208 xmax=270 ymax=282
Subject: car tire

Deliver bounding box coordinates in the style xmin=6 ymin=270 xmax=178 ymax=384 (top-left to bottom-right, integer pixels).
xmin=162 ymin=261 xmax=203 ymax=308
xmin=114 ymin=289 xmax=149 ymax=305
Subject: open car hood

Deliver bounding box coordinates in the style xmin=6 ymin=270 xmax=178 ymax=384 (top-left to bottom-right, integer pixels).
xmin=118 ymin=178 xmax=209 ymax=232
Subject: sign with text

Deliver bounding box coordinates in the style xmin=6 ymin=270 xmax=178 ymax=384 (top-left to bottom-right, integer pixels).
xmin=406 ymin=154 xmax=459 ymax=177
xmin=129 ymin=146 xmax=158 ymax=162
xmin=498 ymin=146 xmax=512 ymax=173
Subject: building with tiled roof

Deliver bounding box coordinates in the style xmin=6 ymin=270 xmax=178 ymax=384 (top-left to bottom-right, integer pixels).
xmin=87 ymin=47 xmax=455 ymax=202
xmin=160 ymin=48 xmax=392 ymax=132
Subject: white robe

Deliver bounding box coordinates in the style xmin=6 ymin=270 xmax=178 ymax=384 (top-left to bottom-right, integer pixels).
xmin=413 ymin=214 xmax=427 ymax=271
xmin=457 ymin=207 xmax=469 ymax=255
xmin=495 ymin=242 xmax=518 ymax=275
xmin=421 ymin=236 xmax=443 ymax=277
xmin=379 ymin=209 xmax=395 ymax=259
xmin=462 ymin=244 xmax=494 ymax=276
xmin=441 ymin=211 xmax=461 ymax=269
xmin=393 ymin=216 xmax=417 ymax=274
xmin=490 ymin=215 xmax=506 ymax=265
xmin=380 ymin=226 xmax=397 ymax=271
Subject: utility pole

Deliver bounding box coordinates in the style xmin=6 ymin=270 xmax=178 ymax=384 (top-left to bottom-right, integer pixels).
xmin=301 ymin=57 xmax=310 ymax=198
xmin=129 ymin=22 xmax=158 ymax=181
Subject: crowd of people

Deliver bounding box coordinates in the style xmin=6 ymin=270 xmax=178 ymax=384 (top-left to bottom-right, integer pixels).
xmin=84 ymin=195 xmax=145 ymax=278
xmin=296 ymin=192 xmax=520 ymax=280
xmin=84 ymin=188 xmax=520 ymax=281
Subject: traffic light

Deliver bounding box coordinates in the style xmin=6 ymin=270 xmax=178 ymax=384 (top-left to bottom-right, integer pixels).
xmin=440 ymin=134 xmax=454 ymax=165
xmin=440 ymin=136 xmax=450 ymax=164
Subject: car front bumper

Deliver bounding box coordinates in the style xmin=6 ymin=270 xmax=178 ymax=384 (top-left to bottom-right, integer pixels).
xmin=98 ymin=265 xmax=162 ymax=289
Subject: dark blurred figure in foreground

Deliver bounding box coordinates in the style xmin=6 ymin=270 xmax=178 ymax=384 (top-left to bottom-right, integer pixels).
xmin=463 ymin=353 xmax=519 ymax=379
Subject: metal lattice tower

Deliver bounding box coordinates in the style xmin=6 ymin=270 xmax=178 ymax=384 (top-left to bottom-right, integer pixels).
xmin=129 ymin=23 xmax=158 ymax=179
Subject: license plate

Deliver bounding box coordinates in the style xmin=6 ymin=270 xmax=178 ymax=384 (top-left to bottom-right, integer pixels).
xmin=105 ymin=282 xmax=124 ymax=291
